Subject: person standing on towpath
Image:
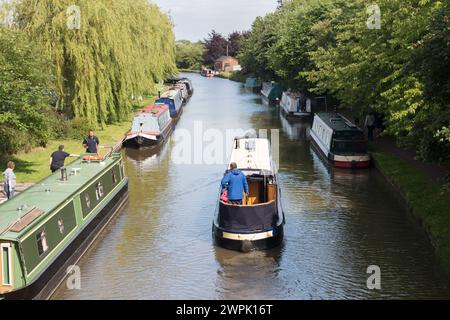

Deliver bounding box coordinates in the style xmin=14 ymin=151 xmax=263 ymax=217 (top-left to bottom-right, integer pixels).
xmin=83 ymin=129 xmax=100 ymax=154
xmin=2 ymin=161 xmax=16 ymax=200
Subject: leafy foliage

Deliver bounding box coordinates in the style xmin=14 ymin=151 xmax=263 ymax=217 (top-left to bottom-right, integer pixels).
xmin=0 ymin=26 xmax=55 ymax=156
xmin=238 ymin=0 xmax=450 ymax=162
xmin=202 ymin=30 xmax=228 ymax=66
xmin=14 ymin=0 xmax=177 ymax=126
xmin=176 ymin=40 xmax=205 ymax=70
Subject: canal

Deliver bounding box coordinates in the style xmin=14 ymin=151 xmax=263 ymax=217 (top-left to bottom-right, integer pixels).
xmin=53 ymin=73 xmax=450 ymax=300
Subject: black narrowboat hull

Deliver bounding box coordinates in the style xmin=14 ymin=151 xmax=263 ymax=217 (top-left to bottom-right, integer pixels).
xmin=310 ymin=136 xmax=371 ymax=169
xmin=122 ymin=123 xmax=173 ymax=150
xmin=1 ymin=181 xmax=129 ymax=300
xmin=213 ymin=223 xmax=284 ymax=252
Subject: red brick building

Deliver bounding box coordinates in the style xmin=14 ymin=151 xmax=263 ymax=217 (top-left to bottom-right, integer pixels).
xmin=214 ymin=56 xmax=240 ymax=72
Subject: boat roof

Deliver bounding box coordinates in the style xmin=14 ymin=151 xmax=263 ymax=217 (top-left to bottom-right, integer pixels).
xmin=160 ymin=89 xmax=180 ymax=99
xmin=0 ymin=154 xmax=122 ymax=240
xmin=229 ymin=138 xmax=273 ymax=174
xmin=140 ymin=104 xmax=168 ymax=117
xmin=315 ymin=113 xmax=361 ymax=132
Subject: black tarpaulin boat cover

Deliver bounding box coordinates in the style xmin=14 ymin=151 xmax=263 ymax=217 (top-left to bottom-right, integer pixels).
xmin=218 ymin=201 xmax=276 ymax=231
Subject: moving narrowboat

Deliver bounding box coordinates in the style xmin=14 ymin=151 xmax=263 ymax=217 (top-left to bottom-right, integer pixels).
xmin=155 ymin=89 xmax=184 ymax=118
xmin=213 ymin=137 xmax=285 ymax=252
xmin=122 ymin=104 xmax=173 ymax=149
xmin=0 ymin=153 xmax=128 ymax=299
xmin=280 ymin=91 xmax=312 ymax=118
xmin=310 ymin=113 xmax=371 ymax=168
xmin=260 ymin=81 xmax=283 ymax=104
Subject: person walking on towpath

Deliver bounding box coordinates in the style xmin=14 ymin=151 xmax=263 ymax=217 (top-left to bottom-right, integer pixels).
xmin=2 ymin=161 xmax=16 ymax=200
xmin=83 ymin=129 xmax=100 ymax=154
xmin=221 ymin=162 xmax=249 ymax=205
xmin=50 ymin=145 xmax=79 ymax=173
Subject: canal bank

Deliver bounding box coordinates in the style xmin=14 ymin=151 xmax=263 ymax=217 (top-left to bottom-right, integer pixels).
xmin=51 ymin=73 xmax=450 ymax=299
xmin=371 ymin=146 xmax=450 ymax=277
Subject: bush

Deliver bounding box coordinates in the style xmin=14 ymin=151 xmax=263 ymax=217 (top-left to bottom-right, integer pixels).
xmin=68 ymin=118 xmax=96 ymax=140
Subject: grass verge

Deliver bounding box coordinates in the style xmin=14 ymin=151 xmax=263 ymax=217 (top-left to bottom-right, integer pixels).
xmin=371 ymin=148 xmax=450 ymax=276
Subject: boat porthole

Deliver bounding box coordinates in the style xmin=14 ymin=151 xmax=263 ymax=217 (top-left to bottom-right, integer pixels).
xmin=36 ymin=230 xmax=49 ymax=256
xmin=58 ymin=218 xmax=65 ymax=235
xmin=95 ymin=182 xmax=104 ymax=200
xmin=112 ymin=171 xmax=117 ymax=184
xmin=85 ymin=193 xmax=91 ymax=208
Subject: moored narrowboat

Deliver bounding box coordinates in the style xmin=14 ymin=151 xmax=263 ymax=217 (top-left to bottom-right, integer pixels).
xmin=122 ymin=104 xmax=173 ymax=149
xmin=310 ymin=113 xmax=371 ymax=168
xmin=172 ymin=83 xmax=189 ymax=103
xmin=0 ymin=153 xmax=128 ymax=299
xmin=201 ymin=68 xmax=215 ymax=78
xmin=260 ymin=81 xmax=283 ymax=105
xmin=213 ymin=137 xmax=285 ymax=252
xmin=244 ymin=77 xmax=261 ymax=92
xmin=155 ymin=89 xmax=184 ymax=119
xmin=280 ymin=91 xmax=312 ymax=118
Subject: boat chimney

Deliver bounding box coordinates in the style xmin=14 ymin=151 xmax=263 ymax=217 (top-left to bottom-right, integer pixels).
xmin=61 ymin=167 xmax=68 ymax=181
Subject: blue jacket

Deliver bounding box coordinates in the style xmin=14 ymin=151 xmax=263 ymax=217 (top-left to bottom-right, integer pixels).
xmin=221 ymin=169 xmax=249 ymax=200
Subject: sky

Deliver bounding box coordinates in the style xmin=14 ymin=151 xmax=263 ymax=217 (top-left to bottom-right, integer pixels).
xmin=152 ymin=0 xmax=278 ymax=41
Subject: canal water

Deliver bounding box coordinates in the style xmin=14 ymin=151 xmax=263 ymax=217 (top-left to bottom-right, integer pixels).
xmin=53 ymin=73 xmax=450 ymax=300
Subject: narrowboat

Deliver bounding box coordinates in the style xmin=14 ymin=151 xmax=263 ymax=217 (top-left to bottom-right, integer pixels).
xmin=280 ymin=91 xmax=312 ymax=118
xmin=260 ymin=81 xmax=283 ymax=104
xmin=213 ymin=137 xmax=285 ymax=252
xmin=165 ymin=77 xmax=194 ymax=96
xmin=172 ymin=83 xmax=189 ymax=103
xmin=201 ymin=68 xmax=215 ymax=78
xmin=244 ymin=77 xmax=261 ymax=92
xmin=155 ymin=89 xmax=184 ymax=118
xmin=0 ymin=153 xmax=128 ymax=299
xmin=310 ymin=113 xmax=371 ymax=168
xmin=122 ymin=104 xmax=173 ymax=149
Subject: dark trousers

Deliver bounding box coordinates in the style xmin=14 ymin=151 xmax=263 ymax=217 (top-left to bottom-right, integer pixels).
xmin=229 ymin=199 xmax=243 ymax=205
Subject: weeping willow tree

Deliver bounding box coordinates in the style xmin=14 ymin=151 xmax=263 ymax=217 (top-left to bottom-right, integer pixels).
xmin=14 ymin=0 xmax=177 ymax=126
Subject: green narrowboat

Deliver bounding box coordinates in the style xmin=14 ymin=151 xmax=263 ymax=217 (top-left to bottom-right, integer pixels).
xmin=0 ymin=153 xmax=128 ymax=299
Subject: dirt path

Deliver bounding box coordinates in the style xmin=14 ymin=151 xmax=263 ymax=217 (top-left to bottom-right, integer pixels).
xmin=373 ymin=136 xmax=449 ymax=184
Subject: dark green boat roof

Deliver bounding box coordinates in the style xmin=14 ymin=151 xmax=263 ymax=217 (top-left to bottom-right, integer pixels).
xmin=315 ymin=113 xmax=361 ymax=132
xmin=0 ymin=154 xmax=122 ymax=240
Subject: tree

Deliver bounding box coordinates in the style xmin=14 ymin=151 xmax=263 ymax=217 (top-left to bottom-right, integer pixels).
xmin=0 ymin=27 xmax=55 ymax=155
xmin=14 ymin=0 xmax=177 ymax=126
xmin=176 ymin=40 xmax=205 ymax=70
xmin=227 ymin=31 xmax=243 ymax=57
xmin=203 ymin=30 xmax=227 ymax=66
xmin=239 ymin=0 xmax=450 ymax=162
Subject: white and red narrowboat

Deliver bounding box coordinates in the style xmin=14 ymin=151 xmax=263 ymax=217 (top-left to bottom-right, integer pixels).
xmin=310 ymin=113 xmax=371 ymax=169
xmin=122 ymin=104 xmax=173 ymax=149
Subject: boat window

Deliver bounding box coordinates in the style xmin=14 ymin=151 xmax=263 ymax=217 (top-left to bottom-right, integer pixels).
xmin=1 ymin=244 xmax=12 ymax=286
xmin=112 ymin=170 xmax=117 ymax=184
xmin=95 ymin=182 xmax=104 ymax=200
xmin=85 ymin=193 xmax=91 ymax=208
xmin=332 ymin=139 xmax=368 ymax=154
xmin=58 ymin=218 xmax=65 ymax=235
xmin=36 ymin=230 xmax=49 ymax=256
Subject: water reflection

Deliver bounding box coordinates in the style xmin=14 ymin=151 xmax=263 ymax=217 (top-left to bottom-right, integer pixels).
xmin=52 ymin=73 xmax=450 ymax=300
